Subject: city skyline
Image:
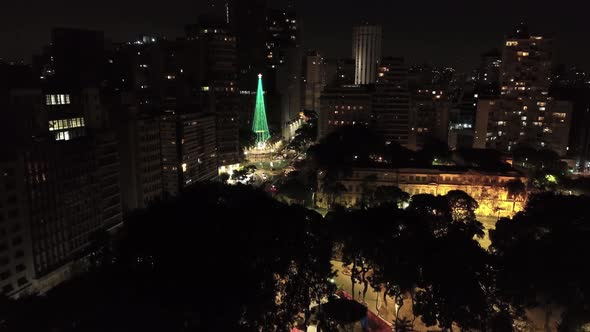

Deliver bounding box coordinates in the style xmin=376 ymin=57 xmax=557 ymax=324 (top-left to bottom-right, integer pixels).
xmin=2 ymin=1 xmax=590 ymax=330
xmin=1 ymin=0 xmax=589 ymax=70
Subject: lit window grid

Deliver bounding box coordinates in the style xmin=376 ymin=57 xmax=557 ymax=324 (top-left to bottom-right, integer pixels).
xmin=45 ymin=94 xmax=71 ymax=105
xmin=48 ymin=117 xmax=85 ymax=132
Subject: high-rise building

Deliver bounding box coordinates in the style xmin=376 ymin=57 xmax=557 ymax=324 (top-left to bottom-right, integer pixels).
xmin=191 ymin=21 xmax=241 ymax=166
xmin=93 ymin=131 xmax=123 ymax=230
xmin=117 ymin=111 xmax=163 ymax=213
xmin=500 ymin=24 xmax=552 ymax=99
xmin=274 ymin=46 xmax=304 ymax=140
xmin=319 ymin=85 xmax=372 ymax=138
xmin=304 ymin=52 xmax=325 ymax=112
xmin=46 ymin=28 xmax=106 ymax=87
xmin=266 ymin=9 xmax=300 ymax=68
xmin=474 ymin=24 xmax=573 ymax=155
xmin=264 ymin=7 xmax=303 ymax=138
xmin=324 ymin=58 xmax=355 ymax=86
xmin=475 ymin=49 xmax=502 ymax=97
xmin=352 ymin=24 xmax=382 ymax=85
xmin=409 ymin=88 xmax=450 ymax=150
xmin=160 ymin=112 xmax=217 ymax=196
xmin=372 ymin=57 xmax=411 ymax=146
xmin=0 ymin=152 xmax=34 ymax=298
xmin=110 ymin=37 xmax=201 ymax=112
xmin=230 ymin=0 xmax=268 ymax=91
xmin=550 ymin=66 xmax=590 ymax=169
xmin=1 ymin=54 xmax=123 ymax=297
xmin=25 ymin=138 xmax=103 ymax=284
xmin=449 ymin=92 xmax=478 ymax=150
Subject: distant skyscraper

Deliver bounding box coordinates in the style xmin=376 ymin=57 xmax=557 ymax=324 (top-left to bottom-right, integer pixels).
xmin=352 ymin=25 xmax=382 ymax=85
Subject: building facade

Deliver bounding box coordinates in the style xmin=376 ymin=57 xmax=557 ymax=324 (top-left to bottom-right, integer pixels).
xmin=305 ymin=52 xmax=325 ymax=112
xmin=0 ymin=153 xmax=34 ymax=298
xmin=195 ymin=24 xmax=241 ymax=166
xmin=117 ymin=112 xmax=163 ymax=212
xmin=319 ymin=85 xmax=372 ymax=139
xmin=409 ymin=88 xmax=450 ymax=150
xmin=160 ymin=112 xmax=217 ymax=196
xmin=373 ymin=57 xmax=411 ymax=146
xmin=317 ymin=166 xmax=526 ymax=217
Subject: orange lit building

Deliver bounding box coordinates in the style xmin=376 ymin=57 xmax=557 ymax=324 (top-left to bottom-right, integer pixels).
xmin=317 ymin=166 xmax=526 ymax=217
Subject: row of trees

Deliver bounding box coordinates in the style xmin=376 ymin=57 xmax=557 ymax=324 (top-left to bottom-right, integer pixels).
xmin=330 ymin=191 xmax=590 ymax=331
xmin=329 ymin=190 xmax=487 ymax=331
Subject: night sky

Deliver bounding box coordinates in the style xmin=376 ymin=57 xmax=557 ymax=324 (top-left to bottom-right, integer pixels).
xmin=1 ymin=0 xmax=588 ymax=71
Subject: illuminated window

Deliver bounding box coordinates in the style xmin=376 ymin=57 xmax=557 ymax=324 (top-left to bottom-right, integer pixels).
xmin=517 ymin=51 xmax=530 ymax=57
xmin=45 ymin=94 xmax=71 ymax=105
xmin=48 ymin=117 xmax=85 ymax=131
xmin=553 ymin=112 xmax=567 ymax=119
xmin=202 ymin=86 xmax=210 ymax=91
xmin=506 ymin=41 xmax=519 ymax=47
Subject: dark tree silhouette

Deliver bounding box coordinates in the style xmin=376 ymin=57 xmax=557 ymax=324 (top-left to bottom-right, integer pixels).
xmin=3 ymin=184 xmax=336 ymax=332
xmin=491 ymin=193 xmax=590 ymax=331
xmin=372 ymin=186 xmax=410 ymax=208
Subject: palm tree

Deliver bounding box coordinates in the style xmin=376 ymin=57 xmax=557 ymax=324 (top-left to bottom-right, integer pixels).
xmin=505 ymin=179 xmax=526 ymax=212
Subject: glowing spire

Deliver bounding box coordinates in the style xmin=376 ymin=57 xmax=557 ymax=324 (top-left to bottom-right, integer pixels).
xmin=252 ymin=74 xmax=270 ymax=147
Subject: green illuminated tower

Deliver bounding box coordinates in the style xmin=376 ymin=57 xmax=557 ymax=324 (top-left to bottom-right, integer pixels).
xmin=252 ymin=74 xmax=271 ymax=147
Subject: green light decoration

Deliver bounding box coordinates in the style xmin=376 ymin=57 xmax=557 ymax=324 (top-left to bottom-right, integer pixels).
xmin=252 ymin=74 xmax=271 ymax=148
